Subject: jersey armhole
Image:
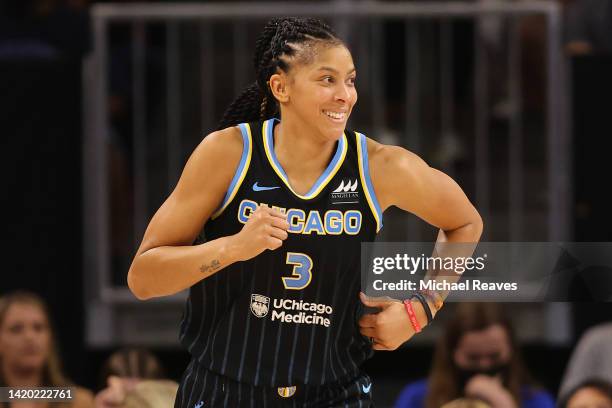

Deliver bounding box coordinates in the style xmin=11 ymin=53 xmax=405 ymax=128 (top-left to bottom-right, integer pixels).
xmin=356 ymin=132 xmax=383 ymax=233
xmin=211 ymin=123 xmax=253 ymax=219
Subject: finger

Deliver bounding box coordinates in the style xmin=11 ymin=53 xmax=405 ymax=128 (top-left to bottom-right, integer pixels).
xmin=258 ymin=205 xmax=286 ymax=219
xmin=359 ymin=292 xmax=397 ymax=309
xmin=358 ymin=313 xmax=378 ymax=328
xmin=268 ymin=208 xmax=288 ymax=219
xmin=107 ymin=376 xmax=123 ymax=389
xmin=256 ymin=205 xmax=280 ymax=217
xmin=270 ymin=216 xmax=290 ymax=231
xmin=267 ymin=237 xmax=283 ymax=250
xmin=372 ymin=342 xmax=392 ymax=351
xmin=358 ymin=327 xmax=377 ymax=337
xmin=253 ymin=205 xmax=270 ymax=214
xmin=268 ymin=226 xmax=289 ymax=241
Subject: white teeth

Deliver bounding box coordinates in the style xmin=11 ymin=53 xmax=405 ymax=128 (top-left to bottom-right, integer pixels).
xmin=324 ymin=110 xmax=345 ymax=120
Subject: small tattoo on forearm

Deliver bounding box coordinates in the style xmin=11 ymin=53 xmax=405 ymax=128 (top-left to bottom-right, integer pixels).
xmin=200 ymin=259 xmax=220 ymax=274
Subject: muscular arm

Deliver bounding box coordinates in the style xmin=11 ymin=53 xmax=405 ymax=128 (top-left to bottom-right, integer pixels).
xmin=368 ymin=139 xmax=483 ymax=244
xmin=127 ymin=127 xmax=244 ymax=300
xmin=358 ymin=139 xmax=483 ymax=350
xmin=367 ymin=139 xmax=482 ymax=308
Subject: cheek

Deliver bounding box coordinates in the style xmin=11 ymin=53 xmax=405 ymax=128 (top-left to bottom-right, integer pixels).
xmin=453 ymin=348 xmax=466 ymax=367
xmin=0 ymin=335 xmax=23 ymax=360
xmin=37 ymin=331 xmax=51 ymax=353
xmin=499 ymin=348 xmax=512 ymax=363
xmin=315 ymin=87 xmax=335 ymax=104
xmin=497 ymin=340 xmax=512 ymax=361
xmin=0 ymin=332 xmax=19 ymax=349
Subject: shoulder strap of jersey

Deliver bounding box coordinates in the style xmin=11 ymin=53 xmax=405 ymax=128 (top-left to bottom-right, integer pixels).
xmin=355 ymin=131 xmax=383 ymax=232
xmin=211 ymin=123 xmax=253 ymax=219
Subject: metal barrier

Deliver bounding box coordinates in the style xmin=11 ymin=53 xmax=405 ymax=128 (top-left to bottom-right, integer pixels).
xmin=83 ymin=1 xmax=570 ymax=346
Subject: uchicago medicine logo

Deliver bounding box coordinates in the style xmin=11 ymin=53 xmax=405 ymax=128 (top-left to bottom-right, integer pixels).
xmin=250 ymin=294 xmax=333 ymax=327
xmin=250 ymin=294 xmax=270 ymax=318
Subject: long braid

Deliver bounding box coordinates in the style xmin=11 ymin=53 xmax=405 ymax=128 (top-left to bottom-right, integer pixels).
xmin=217 ymin=17 xmax=341 ymax=130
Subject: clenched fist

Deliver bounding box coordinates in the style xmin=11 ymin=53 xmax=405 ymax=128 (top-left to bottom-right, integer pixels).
xmin=231 ymin=205 xmax=290 ymax=262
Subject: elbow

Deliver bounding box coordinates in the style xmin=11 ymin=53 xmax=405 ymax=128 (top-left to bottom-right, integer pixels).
xmin=447 ymin=213 xmax=483 ymax=242
xmin=464 ymin=207 xmax=484 ymax=240
xmin=127 ymin=261 xmax=153 ymax=301
xmin=472 ymin=213 xmax=484 ymax=241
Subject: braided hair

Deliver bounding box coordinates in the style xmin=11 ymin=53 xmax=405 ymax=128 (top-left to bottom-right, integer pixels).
xmin=217 ymin=17 xmax=343 ymax=130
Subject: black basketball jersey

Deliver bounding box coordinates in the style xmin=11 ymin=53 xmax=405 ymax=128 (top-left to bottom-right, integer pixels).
xmin=179 ymin=118 xmax=384 ymax=387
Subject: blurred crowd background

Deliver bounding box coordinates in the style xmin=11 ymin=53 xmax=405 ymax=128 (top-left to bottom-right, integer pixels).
xmin=2 ymin=0 xmax=612 ymax=406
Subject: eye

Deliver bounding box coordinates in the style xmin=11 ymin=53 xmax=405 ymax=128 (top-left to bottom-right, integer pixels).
xmin=347 ymin=76 xmax=356 ymax=86
xmin=466 ymin=353 xmax=481 ymax=363
xmin=321 ymin=76 xmax=334 ymax=84
xmin=33 ymin=322 xmax=46 ymax=333
xmin=9 ymin=324 xmax=23 ymax=334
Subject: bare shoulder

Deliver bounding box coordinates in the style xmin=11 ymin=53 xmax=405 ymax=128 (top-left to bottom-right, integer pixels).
xmin=366 ymin=137 xmax=427 ymax=172
xmin=133 ymin=125 xmax=245 ymax=252
xmin=365 ymin=137 xmax=430 ymax=210
xmin=191 ymin=126 xmax=243 ymax=168
xmin=71 ymin=386 xmax=94 ymax=408
xmin=175 ymin=125 xmax=244 ymax=195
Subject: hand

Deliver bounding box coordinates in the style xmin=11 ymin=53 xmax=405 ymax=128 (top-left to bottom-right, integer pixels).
xmin=464 ymin=375 xmax=517 ymax=408
xmin=230 ymin=206 xmax=289 ymax=262
xmin=357 ymin=293 xmax=425 ymax=350
xmin=94 ymin=376 xmax=140 ymax=408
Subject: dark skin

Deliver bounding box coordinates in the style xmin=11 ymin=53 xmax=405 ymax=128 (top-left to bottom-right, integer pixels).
xmin=128 ymin=44 xmax=482 ymax=351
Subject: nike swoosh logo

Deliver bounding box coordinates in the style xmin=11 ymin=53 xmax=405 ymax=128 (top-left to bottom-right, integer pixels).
xmin=252 ymin=182 xmax=280 ymax=191
xmin=362 ymin=383 xmax=372 ymax=393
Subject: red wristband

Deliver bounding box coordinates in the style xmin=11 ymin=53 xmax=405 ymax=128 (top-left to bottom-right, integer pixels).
xmin=403 ymin=299 xmax=422 ymax=333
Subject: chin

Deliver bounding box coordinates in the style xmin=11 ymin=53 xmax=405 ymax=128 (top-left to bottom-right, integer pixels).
xmin=19 ymin=356 xmax=46 ymax=370
xmin=320 ymin=123 xmax=346 ymax=140
xmin=322 ymin=129 xmax=344 ymax=142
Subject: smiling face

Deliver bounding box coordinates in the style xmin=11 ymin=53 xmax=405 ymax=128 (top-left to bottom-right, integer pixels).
xmin=0 ymin=302 xmax=51 ymax=373
xmin=271 ymin=43 xmax=357 ymax=141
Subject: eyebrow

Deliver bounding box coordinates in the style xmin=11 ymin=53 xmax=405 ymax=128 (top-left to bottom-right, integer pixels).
xmin=317 ymin=66 xmax=356 ymax=75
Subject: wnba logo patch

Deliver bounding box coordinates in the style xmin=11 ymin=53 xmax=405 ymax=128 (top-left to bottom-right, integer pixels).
xmin=277 ymin=386 xmax=296 ymax=398
xmin=250 ymin=294 xmax=270 ymax=318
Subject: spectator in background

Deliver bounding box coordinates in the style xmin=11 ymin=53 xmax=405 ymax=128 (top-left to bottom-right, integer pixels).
xmin=95 ymin=348 xmax=167 ymax=408
xmin=395 ymin=303 xmax=554 ymax=408
xmin=565 ymin=0 xmax=612 ymax=55
xmin=103 ymin=380 xmax=179 ymax=408
xmin=559 ymin=323 xmax=612 ymax=401
xmin=560 ymin=379 xmax=612 ymax=408
xmin=441 ymin=399 xmax=492 ymax=408
xmin=98 ymin=348 xmax=165 ymax=385
xmin=0 ymin=290 xmax=94 ymax=407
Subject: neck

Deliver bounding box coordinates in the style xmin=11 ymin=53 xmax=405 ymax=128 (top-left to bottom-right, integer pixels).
xmin=2 ymin=362 xmax=43 ymax=387
xmin=273 ymin=113 xmax=339 ymax=174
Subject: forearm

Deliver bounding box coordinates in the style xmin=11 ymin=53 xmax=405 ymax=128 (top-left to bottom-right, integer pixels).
xmin=128 ymin=235 xmax=241 ymax=300
xmin=422 ymin=220 xmax=483 ymax=309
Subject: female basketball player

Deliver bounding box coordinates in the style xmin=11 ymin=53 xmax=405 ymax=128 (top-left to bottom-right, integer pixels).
xmin=128 ymin=17 xmax=482 ymax=407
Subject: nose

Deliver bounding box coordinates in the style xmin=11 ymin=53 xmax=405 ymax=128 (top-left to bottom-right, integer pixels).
xmin=334 ymin=83 xmax=351 ymax=103
xmin=477 ymin=358 xmax=495 ymax=370
xmin=24 ymin=327 xmax=37 ymax=341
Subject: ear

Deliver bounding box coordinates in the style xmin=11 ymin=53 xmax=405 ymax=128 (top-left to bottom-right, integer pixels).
xmin=269 ymin=72 xmax=290 ymax=103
